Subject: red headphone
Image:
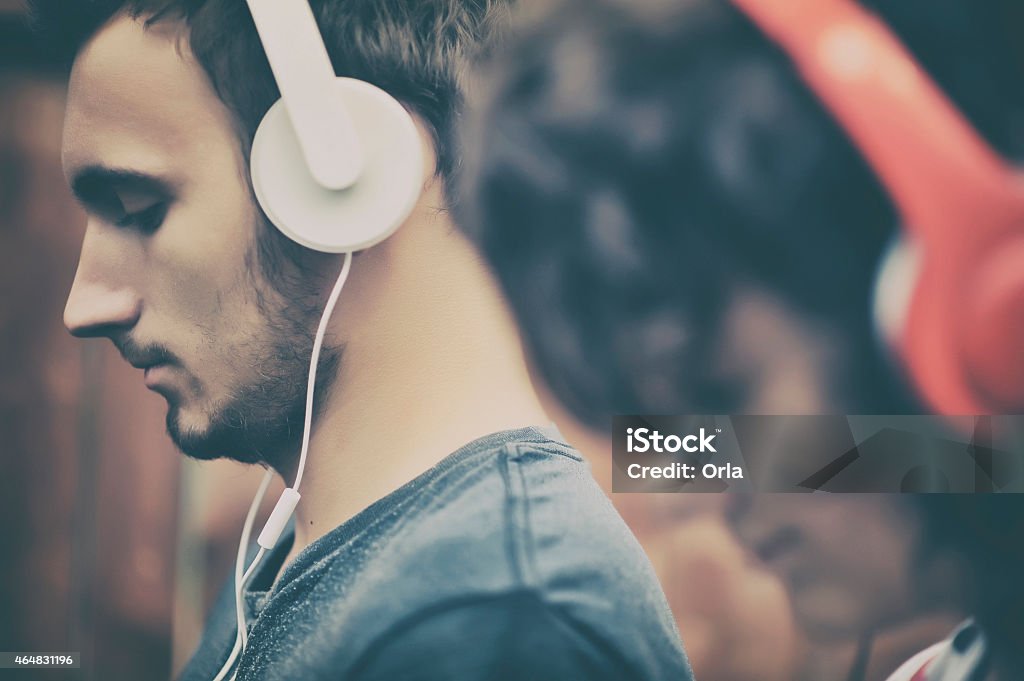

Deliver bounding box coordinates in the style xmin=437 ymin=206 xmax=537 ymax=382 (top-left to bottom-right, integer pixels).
xmin=730 ymin=0 xmax=1024 ymax=414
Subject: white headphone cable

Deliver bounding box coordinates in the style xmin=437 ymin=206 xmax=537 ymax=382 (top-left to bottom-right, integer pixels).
xmin=212 ymin=251 xmax=353 ymax=681
xmin=292 ymin=250 xmax=352 ymax=491
xmin=212 ymin=469 xmax=271 ymax=681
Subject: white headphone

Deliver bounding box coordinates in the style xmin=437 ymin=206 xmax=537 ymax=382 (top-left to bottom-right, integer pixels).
xmin=214 ymin=1 xmax=424 ymax=679
xmin=248 ymin=0 xmax=424 ymax=252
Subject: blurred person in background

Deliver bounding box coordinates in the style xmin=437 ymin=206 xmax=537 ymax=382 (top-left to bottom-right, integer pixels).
xmin=30 ymin=0 xmax=694 ymax=679
xmin=457 ymin=0 xmax=1024 ymax=679
xmin=727 ymin=493 xmax=1023 ymax=680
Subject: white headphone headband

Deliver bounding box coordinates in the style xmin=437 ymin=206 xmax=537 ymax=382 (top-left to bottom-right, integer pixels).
xmin=245 ymin=0 xmax=363 ymax=189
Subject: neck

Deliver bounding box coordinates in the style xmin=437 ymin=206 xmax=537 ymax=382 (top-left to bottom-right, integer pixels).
xmin=284 ymin=188 xmax=549 ymax=555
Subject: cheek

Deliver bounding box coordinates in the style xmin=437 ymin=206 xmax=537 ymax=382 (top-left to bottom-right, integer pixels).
xmin=139 ymin=184 xmax=276 ymax=404
xmin=154 ymin=177 xmax=259 ymax=318
xmin=798 ymin=508 xmax=918 ymax=621
xmin=789 ymin=578 xmax=874 ymax=639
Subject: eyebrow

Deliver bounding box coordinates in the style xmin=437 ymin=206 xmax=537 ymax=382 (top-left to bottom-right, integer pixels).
xmin=69 ymin=165 xmax=175 ymax=215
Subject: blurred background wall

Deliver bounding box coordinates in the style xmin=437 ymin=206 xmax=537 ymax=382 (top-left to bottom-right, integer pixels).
xmin=0 ymin=6 xmax=264 ymax=679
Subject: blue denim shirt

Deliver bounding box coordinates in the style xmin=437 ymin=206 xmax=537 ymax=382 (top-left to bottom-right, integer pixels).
xmin=178 ymin=426 xmax=693 ymax=680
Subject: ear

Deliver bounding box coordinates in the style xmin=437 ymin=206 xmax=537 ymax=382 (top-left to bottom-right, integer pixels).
xmin=250 ymin=78 xmax=424 ymax=253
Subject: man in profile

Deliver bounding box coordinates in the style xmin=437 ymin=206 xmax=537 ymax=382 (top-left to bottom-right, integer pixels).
xmin=34 ymin=0 xmax=693 ymax=678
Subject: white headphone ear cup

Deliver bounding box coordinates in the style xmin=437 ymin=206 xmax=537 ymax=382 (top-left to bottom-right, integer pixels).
xmin=250 ymin=77 xmax=425 ymax=253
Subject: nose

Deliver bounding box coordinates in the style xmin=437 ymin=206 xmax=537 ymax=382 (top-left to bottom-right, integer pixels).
xmin=63 ymin=227 xmax=142 ymax=337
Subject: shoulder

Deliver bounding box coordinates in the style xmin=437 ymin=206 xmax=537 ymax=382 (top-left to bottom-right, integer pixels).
xmin=347 ymin=587 xmax=692 ymax=681
xmin=368 ymin=429 xmax=660 ymax=604
xmin=331 ymin=429 xmax=690 ymax=677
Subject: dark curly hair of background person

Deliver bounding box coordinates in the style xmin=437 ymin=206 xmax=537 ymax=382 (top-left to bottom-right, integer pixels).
xmin=457 ymin=0 xmax=1024 ymax=426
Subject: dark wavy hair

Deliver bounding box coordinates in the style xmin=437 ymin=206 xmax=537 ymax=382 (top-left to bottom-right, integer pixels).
xmin=458 ymin=0 xmax=1024 ymax=426
xmin=28 ymin=0 xmax=512 ymax=188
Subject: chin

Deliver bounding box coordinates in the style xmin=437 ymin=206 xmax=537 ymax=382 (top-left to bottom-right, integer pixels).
xmin=163 ymin=398 xmax=299 ymax=468
xmin=165 ymin=404 xmax=220 ymax=460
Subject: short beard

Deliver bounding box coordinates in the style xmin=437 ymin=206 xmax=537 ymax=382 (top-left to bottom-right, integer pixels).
xmin=167 ymin=216 xmax=343 ymax=474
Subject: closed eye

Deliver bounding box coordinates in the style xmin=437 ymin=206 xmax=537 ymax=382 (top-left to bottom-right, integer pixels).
xmin=69 ymin=165 xmax=175 ymax=234
xmin=114 ymin=201 xmax=168 ymax=234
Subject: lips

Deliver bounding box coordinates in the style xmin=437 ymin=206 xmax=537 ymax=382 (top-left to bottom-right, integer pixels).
xmin=117 ymin=344 xmax=174 ymax=373
xmin=128 ymin=356 xmax=167 ymax=370
xmin=143 ymin=363 xmax=171 ymax=388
